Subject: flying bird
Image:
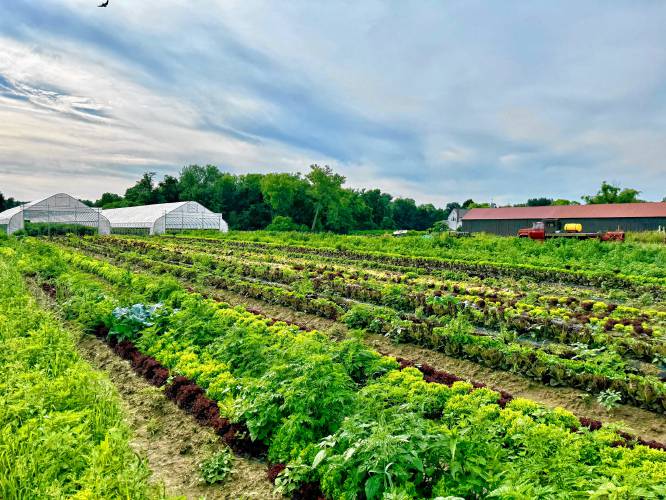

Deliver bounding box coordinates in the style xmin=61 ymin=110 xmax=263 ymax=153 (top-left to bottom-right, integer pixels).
xmin=98 ymin=0 xmax=109 ymax=7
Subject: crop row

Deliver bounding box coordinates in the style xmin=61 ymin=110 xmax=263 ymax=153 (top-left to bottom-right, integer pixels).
xmin=174 ymin=236 xmax=666 ymax=296
xmin=187 ymin=231 xmax=666 ymax=282
xmin=13 ymin=238 xmax=666 ymax=498
xmin=82 ymin=236 xmax=666 ymax=360
xmin=68 ymin=237 xmax=666 ymax=353
xmin=93 ymin=237 xmax=666 ymax=327
xmin=71 ymin=238 xmax=666 ymax=373
xmin=0 ymin=245 xmax=156 ymax=499
xmin=58 ymin=237 xmax=666 ymax=414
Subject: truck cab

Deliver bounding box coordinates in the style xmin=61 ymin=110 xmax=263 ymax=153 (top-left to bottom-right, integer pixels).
xmin=517 ymin=219 xmax=561 ymax=239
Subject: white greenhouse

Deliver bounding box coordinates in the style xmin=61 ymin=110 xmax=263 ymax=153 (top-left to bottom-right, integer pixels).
xmin=102 ymin=201 xmax=228 ymax=235
xmin=0 ymin=193 xmax=111 ymax=235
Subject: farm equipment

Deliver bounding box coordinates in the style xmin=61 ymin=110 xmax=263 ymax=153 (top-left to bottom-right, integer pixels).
xmin=518 ymin=219 xmax=624 ymax=242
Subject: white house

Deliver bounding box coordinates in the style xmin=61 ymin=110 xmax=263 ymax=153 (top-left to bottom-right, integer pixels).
xmin=447 ymin=208 xmax=469 ymax=230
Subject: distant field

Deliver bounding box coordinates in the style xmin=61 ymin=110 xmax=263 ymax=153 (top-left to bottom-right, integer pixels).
xmin=178 ymin=229 xmax=666 ymax=281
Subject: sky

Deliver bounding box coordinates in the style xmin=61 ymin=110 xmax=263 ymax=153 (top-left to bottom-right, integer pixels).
xmin=1 ymin=1 xmax=666 ymax=206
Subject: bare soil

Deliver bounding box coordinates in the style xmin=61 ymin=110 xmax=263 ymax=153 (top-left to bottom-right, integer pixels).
xmin=205 ymin=285 xmax=666 ymax=443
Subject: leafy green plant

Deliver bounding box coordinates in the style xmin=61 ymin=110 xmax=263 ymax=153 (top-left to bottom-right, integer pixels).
xmin=199 ymin=449 xmax=234 ymax=485
xmin=596 ymin=389 xmax=623 ymax=410
xmin=109 ymin=303 xmax=163 ymax=342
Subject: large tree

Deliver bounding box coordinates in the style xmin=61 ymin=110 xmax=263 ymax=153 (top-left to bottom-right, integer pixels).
xmin=178 ymin=165 xmax=222 ymax=210
xmin=260 ymin=173 xmax=304 ymax=216
xmin=306 ymin=165 xmax=346 ymax=231
xmin=360 ymin=189 xmax=394 ymax=228
xmin=583 ymin=181 xmax=642 ymax=204
xmin=124 ymin=172 xmax=158 ymax=206
xmin=155 ymin=175 xmax=181 ymax=203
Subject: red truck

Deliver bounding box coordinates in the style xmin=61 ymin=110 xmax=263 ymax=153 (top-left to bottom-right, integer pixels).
xmin=518 ymin=219 xmax=624 ymax=242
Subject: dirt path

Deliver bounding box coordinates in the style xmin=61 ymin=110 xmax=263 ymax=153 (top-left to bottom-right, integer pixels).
xmin=206 ymin=286 xmax=666 ymax=443
xmin=76 ymin=336 xmax=279 ymax=500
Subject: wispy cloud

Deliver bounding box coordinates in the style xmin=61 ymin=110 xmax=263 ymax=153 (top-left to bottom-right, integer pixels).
xmin=0 ymin=0 xmax=665 ymax=204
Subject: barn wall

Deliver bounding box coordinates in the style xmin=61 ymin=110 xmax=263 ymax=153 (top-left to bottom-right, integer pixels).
xmin=462 ymin=219 xmax=539 ymax=235
xmin=462 ymin=217 xmax=666 ymax=235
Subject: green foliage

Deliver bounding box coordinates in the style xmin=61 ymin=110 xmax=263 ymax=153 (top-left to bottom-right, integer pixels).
xmin=597 ymin=389 xmax=623 ymax=410
xmin=90 ymin=164 xmax=445 ymax=233
xmin=0 ymin=245 xmax=155 ymax=499
xmin=583 ymin=181 xmax=642 ymax=204
xmin=9 ymin=237 xmax=666 ymax=499
xmin=266 ymin=215 xmax=307 ymax=232
xmin=207 ymin=229 xmax=666 ymax=281
xmin=14 ymin=222 xmax=97 ymax=237
xmin=109 ymin=303 xmax=164 ymax=343
xmin=199 ymin=449 xmax=234 ymax=485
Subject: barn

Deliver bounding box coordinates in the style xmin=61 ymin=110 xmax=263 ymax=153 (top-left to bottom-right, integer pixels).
xmin=461 ymin=202 xmax=666 ymax=236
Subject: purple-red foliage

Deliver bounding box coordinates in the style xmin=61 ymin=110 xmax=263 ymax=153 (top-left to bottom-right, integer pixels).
xmin=578 ymin=417 xmax=603 ymax=431
xmin=93 ymin=323 xmax=110 ymax=338
xmin=164 ymin=376 xmax=193 ymax=400
xmin=175 ymin=384 xmax=204 ymax=411
xmin=136 ymin=357 xmax=161 ymax=378
xmin=113 ymin=340 xmax=138 ymax=359
xmin=267 ymin=463 xmax=286 ymax=484
xmin=293 ymin=482 xmax=326 ymax=500
xmin=191 ymin=394 xmax=220 ymax=423
xmin=222 ymin=424 xmax=268 ymax=457
xmin=150 ymin=367 xmax=170 ymax=387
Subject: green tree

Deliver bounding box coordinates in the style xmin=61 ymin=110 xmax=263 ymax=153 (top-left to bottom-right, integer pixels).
xmin=583 ymin=181 xmax=642 ymax=204
xmin=95 ymin=192 xmax=124 ymax=207
xmin=178 ymin=165 xmax=222 ymax=210
xmin=360 ymin=189 xmax=394 ymax=228
xmin=266 ymin=215 xmax=306 ymax=231
xmin=0 ymin=192 xmax=21 ymax=212
xmin=124 ymin=172 xmax=157 ymax=206
xmin=415 ymin=203 xmax=446 ymax=230
xmin=260 ymin=173 xmax=307 ymax=217
xmin=552 ymin=199 xmax=578 ymax=206
xmin=392 ymin=198 xmax=419 ymax=229
xmin=527 ymin=197 xmax=553 ymax=207
xmin=233 ymin=174 xmax=272 ymax=229
xmin=155 ymin=175 xmax=181 ymax=203
xmin=306 ymin=165 xmax=346 ymax=231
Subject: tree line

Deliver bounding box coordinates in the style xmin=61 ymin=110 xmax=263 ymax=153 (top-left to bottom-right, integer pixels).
xmin=2 ymin=168 xmax=661 ymax=233
xmin=0 ymin=193 xmax=21 ymax=213
xmin=85 ymin=164 xmax=448 ymax=232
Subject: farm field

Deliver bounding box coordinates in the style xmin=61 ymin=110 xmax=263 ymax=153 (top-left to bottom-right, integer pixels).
xmin=2 ymin=233 xmax=666 ymax=498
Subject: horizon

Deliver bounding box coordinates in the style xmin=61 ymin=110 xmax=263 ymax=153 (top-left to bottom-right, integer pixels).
xmin=2 ymin=1 xmax=666 ymax=205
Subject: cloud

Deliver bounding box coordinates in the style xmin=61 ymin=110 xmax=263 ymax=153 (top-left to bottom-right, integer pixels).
xmin=0 ymin=0 xmax=666 ymax=204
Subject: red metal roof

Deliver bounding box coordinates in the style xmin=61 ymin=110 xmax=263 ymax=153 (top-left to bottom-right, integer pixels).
xmin=462 ymin=202 xmax=666 ymax=220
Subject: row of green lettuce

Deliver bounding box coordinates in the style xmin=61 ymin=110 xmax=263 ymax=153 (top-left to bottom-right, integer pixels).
xmin=0 ymin=245 xmax=158 ymax=499
xmin=173 ymin=231 xmax=666 ymax=285
xmin=63 ymin=237 xmax=666 ymax=414
xmin=14 ymin=238 xmax=666 ymax=499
